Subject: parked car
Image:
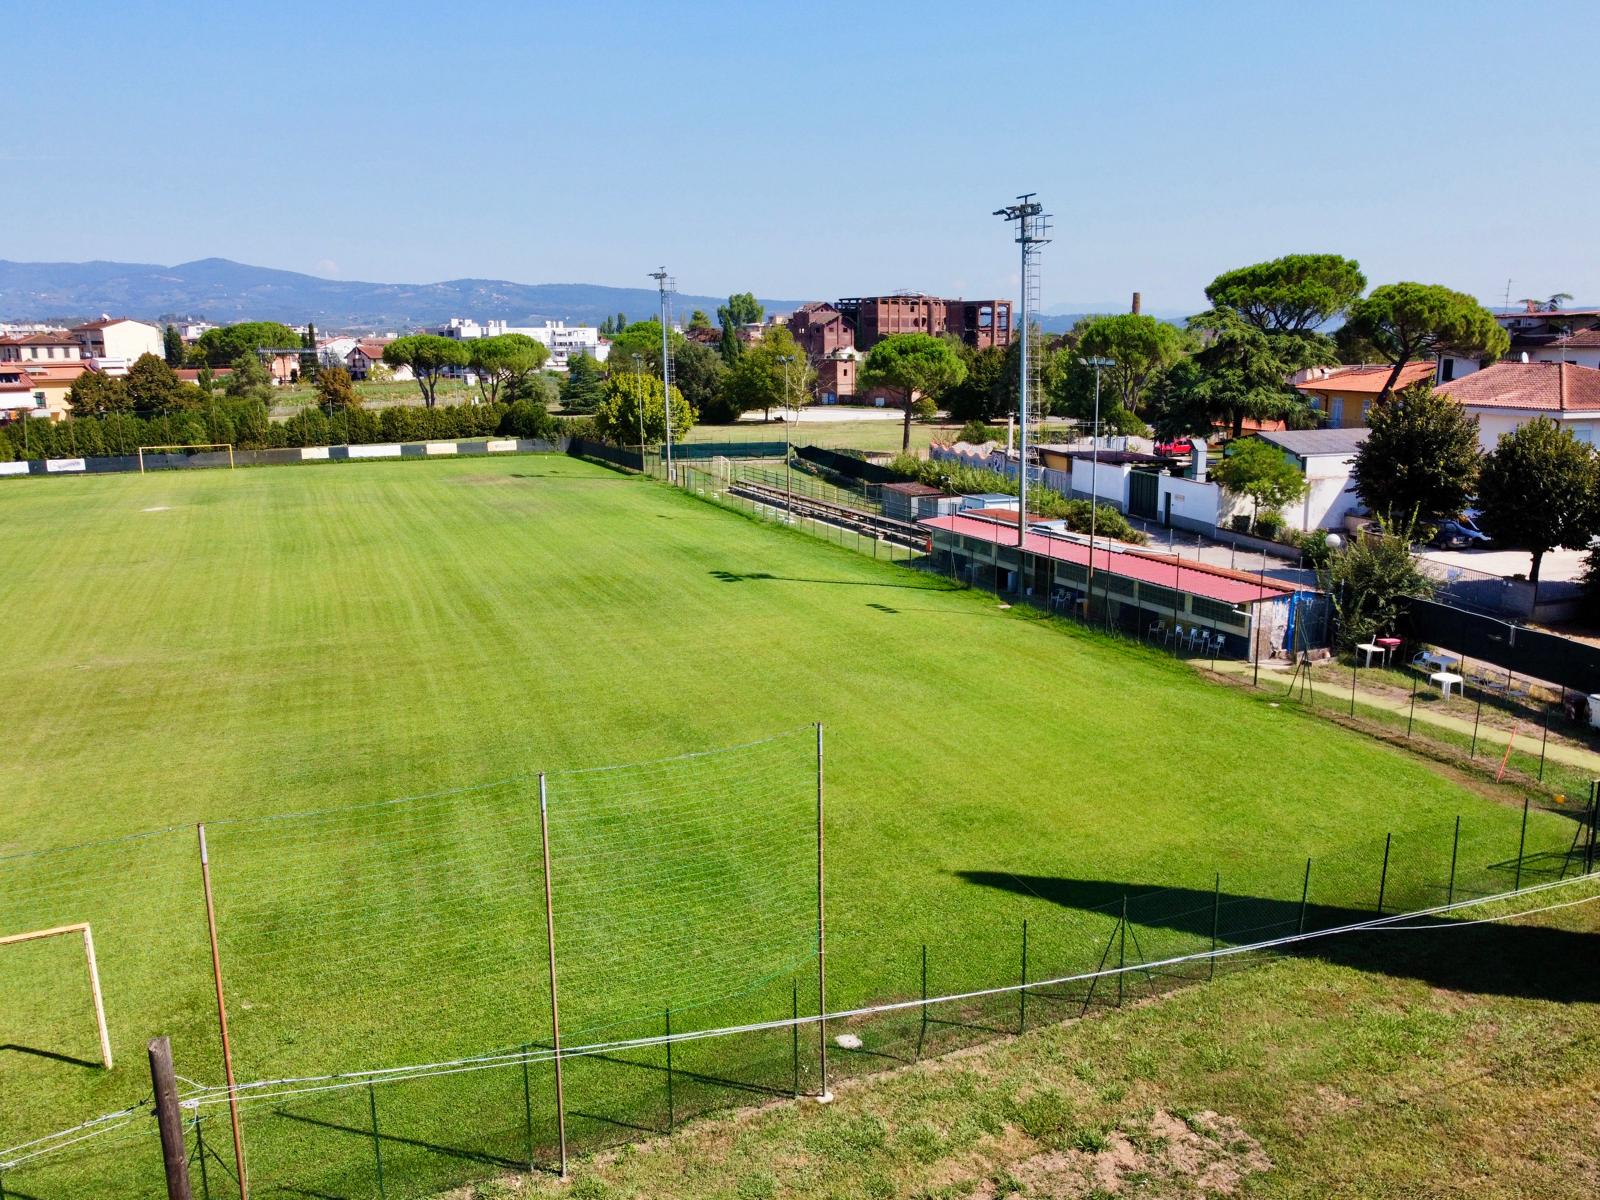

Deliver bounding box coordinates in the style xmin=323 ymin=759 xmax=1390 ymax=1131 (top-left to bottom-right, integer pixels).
xmin=1154 ymin=438 xmax=1193 ymax=457
xmin=1429 ymin=518 xmax=1491 ymax=549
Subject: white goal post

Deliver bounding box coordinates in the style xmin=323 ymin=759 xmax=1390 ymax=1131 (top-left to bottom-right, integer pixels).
xmin=0 ymin=922 xmax=113 ymax=1069
xmin=137 ymin=444 xmax=235 ymax=473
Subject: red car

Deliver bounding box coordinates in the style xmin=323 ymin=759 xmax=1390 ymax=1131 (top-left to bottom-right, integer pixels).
xmin=1154 ymin=438 xmax=1194 ymax=457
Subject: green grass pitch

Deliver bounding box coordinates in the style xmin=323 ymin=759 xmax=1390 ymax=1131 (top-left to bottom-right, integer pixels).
xmin=0 ymin=455 xmax=1565 ymax=1197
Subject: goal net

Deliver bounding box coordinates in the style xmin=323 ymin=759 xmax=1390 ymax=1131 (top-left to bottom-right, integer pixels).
xmin=137 ymin=443 xmax=235 ymax=472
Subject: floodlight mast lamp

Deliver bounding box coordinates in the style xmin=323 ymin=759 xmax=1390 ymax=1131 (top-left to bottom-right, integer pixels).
xmin=993 ymin=195 xmax=1051 ymax=549
xmin=650 ymin=268 xmax=675 ymax=480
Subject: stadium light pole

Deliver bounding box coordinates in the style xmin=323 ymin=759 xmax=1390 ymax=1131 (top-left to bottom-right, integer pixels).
xmin=993 ymin=195 xmax=1050 ymax=550
xmin=650 ymin=268 xmax=674 ymax=482
xmin=1082 ymin=356 xmax=1114 ymax=616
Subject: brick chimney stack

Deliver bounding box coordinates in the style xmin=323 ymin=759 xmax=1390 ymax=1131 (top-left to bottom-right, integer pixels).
xmin=1131 ymin=291 xmax=1142 ymax=315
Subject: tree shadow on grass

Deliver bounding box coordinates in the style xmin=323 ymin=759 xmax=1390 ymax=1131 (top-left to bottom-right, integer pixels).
xmin=709 ymin=570 xmax=947 ymax=591
xmin=956 ymin=870 xmax=1600 ymax=1004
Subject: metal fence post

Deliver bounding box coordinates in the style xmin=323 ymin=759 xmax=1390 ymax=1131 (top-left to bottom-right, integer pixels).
xmin=790 ymin=982 xmax=800 ymax=1099
xmin=916 ymin=944 xmax=928 ymax=1060
xmin=1514 ymin=796 xmax=1530 ymax=891
xmin=1350 ymin=655 xmax=1358 ymax=717
xmin=193 ymin=1112 xmax=212 ymax=1200
xmin=665 ymin=1007 xmax=674 ymax=1134
xmin=1209 ymin=874 xmax=1220 ymax=980
xmin=1539 ymin=702 xmax=1551 ymax=781
xmin=1376 ymin=833 xmax=1392 ymax=914
xmin=1589 ymin=783 xmax=1599 ymax=875
xmin=1298 ymin=858 xmax=1311 ymax=934
xmin=1018 ymin=919 xmax=1028 ymax=1034
xmin=1117 ymin=896 xmax=1127 ymax=1006
xmin=1470 ymin=675 xmax=1485 ymax=757
xmin=1407 ymin=670 xmax=1419 ymax=738
xmin=1447 ymin=816 xmax=1460 ymax=906
xmin=520 ymin=1044 xmax=534 ymax=1175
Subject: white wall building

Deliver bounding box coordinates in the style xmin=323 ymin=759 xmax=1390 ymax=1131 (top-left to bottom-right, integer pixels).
xmin=1252 ymin=428 xmax=1368 ymax=532
xmin=435 ymin=317 xmax=607 ymax=369
xmin=71 ymin=317 xmax=163 ymax=370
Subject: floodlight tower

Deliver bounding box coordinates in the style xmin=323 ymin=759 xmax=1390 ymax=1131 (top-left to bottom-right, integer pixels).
xmin=992 ymin=195 xmax=1051 ymax=548
xmin=650 ymin=267 xmax=676 ymax=480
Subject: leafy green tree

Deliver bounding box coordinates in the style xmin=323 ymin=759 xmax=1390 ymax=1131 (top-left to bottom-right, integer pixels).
xmin=607 ymin=320 xmax=685 ymax=376
xmin=1075 ymin=314 xmax=1187 ymax=417
xmin=560 ymin=353 xmax=606 ymax=413
xmin=716 ymin=293 xmax=763 ymax=365
xmin=942 ymin=343 xmax=1009 ymax=423
xmin=1211 ymin=436 xmax=1309 ymax=529
xmin=66 ymin=370 xmax=130 ymax=417
xmin=162 ymin=324 xmax=184 ymax=366
xmin=859 ymin=332 xmax=967 ymax=452
xmin=468 ymin=334 xmax=549 ymax=405
xmin=1350 ymin=382 xmax=1482 ymax=527
xmin=1319 ymin=513 xmax=1435 ymax=651
xmin=124 ymin=353 xmax=183 ymax=415
xmin=1476 ymin=418 xmax=1600 ymax=585
xmin=1344 ymin=283 xmax=1510 ymax=399
xmin=687 ymin=309 xmax=714 ymax=334
xmin=499 ymin=398 xmax=558 ymax=440
xmin=315 ymin=365 xmax=359 ymax=411
xmin=383 ymin=334 xmax=468 ymax=407
xmin=722 ymin=326 xmax=811 ymax=421
xmin=194 ymin=321 xmax=302 ymax=366
xmin=671 ymin=337 xmax=729 ymax=422
xmin=225 ymin=351 xmax=273 ymax=400
xmin=1153 ymin=310 xmax=1321 ymax=438
xmin=594 ymin=372 xmax=692 ymax=445
xmin=1204 ymin=253 xmax=1366 ymax=335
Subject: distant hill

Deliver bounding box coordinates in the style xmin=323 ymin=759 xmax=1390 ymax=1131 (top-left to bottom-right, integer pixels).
xmin=0 ymin=258 xmax=806 ymax=331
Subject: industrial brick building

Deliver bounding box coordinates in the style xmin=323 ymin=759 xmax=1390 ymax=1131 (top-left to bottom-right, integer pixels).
xmin=787 ymin=293 xmax=1013 ymax=361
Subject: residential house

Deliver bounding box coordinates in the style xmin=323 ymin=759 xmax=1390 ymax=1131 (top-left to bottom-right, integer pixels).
xmin=1435 ymin=360 xmax=1600 ymax=450
xmin=0 ymin=332 xmax=84 ymax=364
xmin=347 ymin=340 xmax=412 ymax=381
xmin=0 ymin=363 xmax=90 ymax=421
xmin=317 ymin=335 xmax=361 ymax=368
xmin=1438 ymin=301 xmax=1600 ymax=381
xmin=1527 ymin=329 xmax=1600 ymax=371
xmin=1292 ymin=361 xmax=1437 ymax=427
xmin=71 ymin=317 xmax=163 ymax=367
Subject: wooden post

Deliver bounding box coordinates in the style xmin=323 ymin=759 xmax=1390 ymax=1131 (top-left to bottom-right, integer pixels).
xmin=520 ymin=1045 xmax=534 ymax=1176
xmin=815 ymin=722 xmax=830 ymax=1101
xmin=1407 ymin=669 xmax=1419 ymax=738
xmin=197 ymin=825 xmax=248 ymax=1199
xmin=537 ymin=775 xmax=568 ymax=1177
xmin=80 ymin=926 xmax=112 ymax=1070
xmin=148 ymin=1036 xmax=193 ymax=1200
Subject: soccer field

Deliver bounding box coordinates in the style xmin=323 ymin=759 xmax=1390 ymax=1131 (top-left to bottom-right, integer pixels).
xmin=0 ymin=455 xmax=1565 ymax=1197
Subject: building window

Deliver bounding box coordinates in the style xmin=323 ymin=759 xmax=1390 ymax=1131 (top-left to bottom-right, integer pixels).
xmin=1361 ymin=399 xmax=1372 ymax=422
xmin=1330 ymin=397 xmax=1344 ymax=425
xmin=1440 ymin=359 xmax=1455 ymax=382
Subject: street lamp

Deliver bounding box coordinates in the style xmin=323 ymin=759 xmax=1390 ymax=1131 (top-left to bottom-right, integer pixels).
xmin=631 ymin=353 xmax=645 ymax=460
xmin=777 ymin=354 xmax=795 ymax=519
xmin=1081 ymin=356 xmax=1114 ymax=621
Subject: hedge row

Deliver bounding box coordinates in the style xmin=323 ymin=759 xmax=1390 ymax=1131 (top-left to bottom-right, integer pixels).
xmin=0 ymin=400 xmax=559 ymax=463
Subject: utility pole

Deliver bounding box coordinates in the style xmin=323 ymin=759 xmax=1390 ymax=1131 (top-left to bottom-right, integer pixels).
xmin=993 ymin=195 xmax=1051 ymax=548
xmin=778 ymin=354 xmax=794 ymax=518
xmin=650 ymin=268 xmax=675 ymax=481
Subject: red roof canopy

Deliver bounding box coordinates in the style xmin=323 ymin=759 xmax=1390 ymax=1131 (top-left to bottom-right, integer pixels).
xmin=920 ymin=512 xmax=1297 ymax=606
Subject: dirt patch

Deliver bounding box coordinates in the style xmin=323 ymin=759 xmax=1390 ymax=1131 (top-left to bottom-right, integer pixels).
xmin=1005 ymin=1108 xmax=1270 ymax=1198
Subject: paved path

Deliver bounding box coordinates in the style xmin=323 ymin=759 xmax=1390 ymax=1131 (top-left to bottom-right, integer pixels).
xmin=1207 ymin=659 xmax=1600 ymax=776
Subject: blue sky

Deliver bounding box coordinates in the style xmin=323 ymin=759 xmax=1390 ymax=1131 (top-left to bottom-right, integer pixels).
xmin=8 ymin=0 xmax=1597 ymax=312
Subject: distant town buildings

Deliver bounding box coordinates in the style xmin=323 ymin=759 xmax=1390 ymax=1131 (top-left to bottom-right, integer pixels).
xmin=436 ymin=318 xmax=608 ymax=369
xmin=70 ymin=317 xmax=163 ymax=368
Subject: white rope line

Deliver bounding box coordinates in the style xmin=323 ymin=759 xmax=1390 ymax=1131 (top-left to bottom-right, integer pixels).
xmin=0 ymin=1100 xmax=149 ymax=1169
xmin=177 ymin=871 xmax=1599 ymax=1111
xmin=1363 ymin=889 xmax=1600 ymax=930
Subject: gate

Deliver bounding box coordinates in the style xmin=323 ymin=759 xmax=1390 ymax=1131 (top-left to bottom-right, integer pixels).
xmin=1128 ymin=469 xmax=1159 ymax=520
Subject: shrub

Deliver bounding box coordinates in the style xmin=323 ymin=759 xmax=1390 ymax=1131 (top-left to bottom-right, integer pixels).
xmin=957 ymin=420 xmax=1004 ymax=444
xmin=1253 ymin=510 xmax=1286 ymax=539
xmin=499 ymin=399 xmax=558 ymax=440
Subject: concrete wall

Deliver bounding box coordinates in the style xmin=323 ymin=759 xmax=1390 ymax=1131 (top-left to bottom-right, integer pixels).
xmin=1069 ymin=458 xmax=1131 ymax=509
xmin=0 ymin=437 xmax=566 ymax=478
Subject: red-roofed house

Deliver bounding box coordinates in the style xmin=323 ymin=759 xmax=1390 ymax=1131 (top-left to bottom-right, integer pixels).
xmin=70 ymin=317 xmax=162 ymax=364
xmin=1292 ymin=361 xmax=1438 ymax=427
xmin=1436 ymin=361 xmax=1600 ymax=450
xmin=346 ymin=340 xmax=410 ymax=381
xmin=1527 ymin=328 xmax=1600 ymax=371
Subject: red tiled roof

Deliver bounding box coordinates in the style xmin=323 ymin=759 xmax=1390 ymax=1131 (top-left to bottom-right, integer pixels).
xmin=1551 ymin=329 xmax=1600 ymax=348
xmin=920 ymin=512 xmax=1297 ymax=606
xmin=1436 ymin=361 xmax=1600 ymax=412
xmin=0 ymin=332 xmax=78 ymax=346
xmin=1294 ymin=361 xmax=1436 ymax=395
xmin=71 ymin=317 xmax=153 ymax=331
